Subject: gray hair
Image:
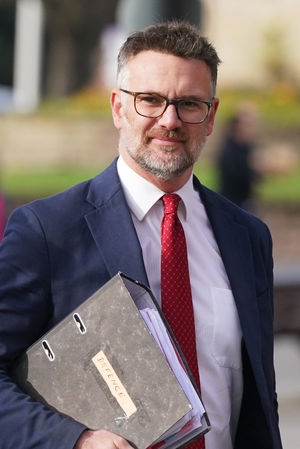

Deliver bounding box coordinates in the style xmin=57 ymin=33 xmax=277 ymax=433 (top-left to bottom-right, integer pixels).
xmin=117 ymin=21 xmax=221 ymax=94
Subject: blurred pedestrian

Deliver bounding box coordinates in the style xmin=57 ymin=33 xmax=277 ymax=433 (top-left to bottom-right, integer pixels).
xmin=217 ymin=107 xmax=261 ymax=210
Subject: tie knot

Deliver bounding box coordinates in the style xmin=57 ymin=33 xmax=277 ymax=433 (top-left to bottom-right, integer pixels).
xmin=162 ymin=193 xmax=181 ymax=214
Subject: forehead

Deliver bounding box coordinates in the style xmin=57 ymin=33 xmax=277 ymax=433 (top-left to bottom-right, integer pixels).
xmin=124 ymin=50 xmax=212 ymax=96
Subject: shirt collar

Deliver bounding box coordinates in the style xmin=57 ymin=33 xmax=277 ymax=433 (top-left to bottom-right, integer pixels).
xmin=117 ymin=155 xmax=194 ymax=221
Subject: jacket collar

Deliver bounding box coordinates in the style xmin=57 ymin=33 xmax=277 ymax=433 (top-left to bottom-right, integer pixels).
xmin=85 ymin=159 xmax=149 ymax=286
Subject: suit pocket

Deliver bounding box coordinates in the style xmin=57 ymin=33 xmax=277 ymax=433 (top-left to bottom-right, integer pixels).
xmin=211 ymin=287 xmax=242 ymax=369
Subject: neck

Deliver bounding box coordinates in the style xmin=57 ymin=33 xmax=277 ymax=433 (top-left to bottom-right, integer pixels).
xmin=144 ymin=171 xmax=192 ymax=193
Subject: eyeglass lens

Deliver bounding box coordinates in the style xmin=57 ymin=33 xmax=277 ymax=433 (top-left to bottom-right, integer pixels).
xmin=135 ymin=93 xmax=210 ymax=123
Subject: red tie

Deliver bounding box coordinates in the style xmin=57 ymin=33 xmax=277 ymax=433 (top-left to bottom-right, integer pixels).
xmin=161 ymin=193 xmax=205 ymax=449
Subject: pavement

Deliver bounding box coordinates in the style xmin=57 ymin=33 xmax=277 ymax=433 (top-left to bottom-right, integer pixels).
xmin=274 ymin=334 xmax=300 ymax=449
xmin=273 ymin=260 xmax=300 ymax=449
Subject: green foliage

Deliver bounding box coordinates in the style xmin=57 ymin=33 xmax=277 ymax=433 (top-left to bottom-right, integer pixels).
xmin=257 ymin=165 xmax=300 ymax=204
xmin=193 ymin=161 xmax=218 ymax=189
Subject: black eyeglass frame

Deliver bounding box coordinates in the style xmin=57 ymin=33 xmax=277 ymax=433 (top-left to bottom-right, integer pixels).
xmin=119 ymin=88 xmax=214 ymax=124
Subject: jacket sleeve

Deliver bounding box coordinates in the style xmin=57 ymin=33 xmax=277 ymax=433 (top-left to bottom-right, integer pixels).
xmin=261 ymin=222 xmax=279 ymax=418
xmin=0 ymin=206 xmax=86 ymax=449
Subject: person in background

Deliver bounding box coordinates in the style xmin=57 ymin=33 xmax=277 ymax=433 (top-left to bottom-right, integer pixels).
xmin=0 ymin=21 xmax=282 ymax=449
xmin=217 ymin=107 xmax=261 ymax=211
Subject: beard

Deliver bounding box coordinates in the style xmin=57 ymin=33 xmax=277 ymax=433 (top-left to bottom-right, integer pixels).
xmin=120 ymin=125 xmax=206 ymax=181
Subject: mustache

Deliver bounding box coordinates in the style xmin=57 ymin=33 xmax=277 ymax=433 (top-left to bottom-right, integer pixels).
xmin=145 ymin=129 xmax=187 ymax=141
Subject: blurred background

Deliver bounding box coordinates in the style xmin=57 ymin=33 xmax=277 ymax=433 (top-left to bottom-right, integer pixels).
xmin=0 ymin=1 xmax=299 ymax=446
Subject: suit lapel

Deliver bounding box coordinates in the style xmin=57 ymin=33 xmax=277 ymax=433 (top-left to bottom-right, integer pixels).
xmin=196 ymin=180 xmax=262 ymax=362
xmin=84 ymin=160 xmax=149 ymax=286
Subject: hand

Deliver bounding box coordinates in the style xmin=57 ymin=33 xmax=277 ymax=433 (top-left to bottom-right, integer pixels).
xmin=74 ymin=429 xmax=134 ymax=449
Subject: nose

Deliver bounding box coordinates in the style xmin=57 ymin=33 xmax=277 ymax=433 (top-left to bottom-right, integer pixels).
xmin=157 ymin=103 xmax=182 ymax=129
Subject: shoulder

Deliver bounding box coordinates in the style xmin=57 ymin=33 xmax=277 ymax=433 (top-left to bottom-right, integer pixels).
xmin=197 ymin=182 xmax=273 ymax=275
xmin=5 ymin=160 xmax=121 ymax=237
xmin=9 ymin=179 xmax=92 ymax=230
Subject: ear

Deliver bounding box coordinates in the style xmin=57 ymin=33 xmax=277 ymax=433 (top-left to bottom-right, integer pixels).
xmin=111 ymin=89 xmax=123 ymax=130
xmin=206 ymin=97 xmax=219 ymax=136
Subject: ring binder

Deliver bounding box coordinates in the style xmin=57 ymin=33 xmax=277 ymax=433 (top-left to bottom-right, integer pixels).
xmin=12 ymin=272 xmax=210 ymax=449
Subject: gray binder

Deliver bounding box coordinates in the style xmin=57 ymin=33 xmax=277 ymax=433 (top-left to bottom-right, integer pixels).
xmin=12 ymin=273 xmax=210 ymax=449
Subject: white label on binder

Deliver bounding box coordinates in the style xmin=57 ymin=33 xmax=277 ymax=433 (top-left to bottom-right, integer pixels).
xmin=92 ymin=350 xmax=137 ymax=417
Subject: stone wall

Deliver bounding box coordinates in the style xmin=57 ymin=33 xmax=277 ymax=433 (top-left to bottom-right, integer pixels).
xmin=0 ymin=116 xmax=119 ymax=169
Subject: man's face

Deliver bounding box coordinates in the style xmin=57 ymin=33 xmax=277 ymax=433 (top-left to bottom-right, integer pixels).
xmin=111 ymin=50 xmax=219 ymax=183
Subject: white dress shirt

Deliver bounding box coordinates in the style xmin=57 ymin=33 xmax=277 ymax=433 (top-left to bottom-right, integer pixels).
xmin=117 ymin=156 xmax=243 ymax=449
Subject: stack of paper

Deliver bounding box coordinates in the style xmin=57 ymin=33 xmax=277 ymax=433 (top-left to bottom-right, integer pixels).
xmin=140 ymin=308 xmax=205 ymax=449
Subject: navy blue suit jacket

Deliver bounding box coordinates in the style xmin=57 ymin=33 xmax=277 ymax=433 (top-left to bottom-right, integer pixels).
xmin=0 ymin=159 xmax=282 ymax=449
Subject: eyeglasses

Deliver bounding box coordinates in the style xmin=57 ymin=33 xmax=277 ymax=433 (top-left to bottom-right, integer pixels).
xmin=120 ymin=89 xmax=214 ymax=124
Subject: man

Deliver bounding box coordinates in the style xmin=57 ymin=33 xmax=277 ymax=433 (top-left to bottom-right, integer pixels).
xmin=217 ymin=106 xmax=261 ymax=211
xmin=0 ymin=21 xmax=282 ymax=449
